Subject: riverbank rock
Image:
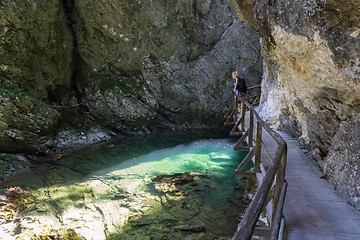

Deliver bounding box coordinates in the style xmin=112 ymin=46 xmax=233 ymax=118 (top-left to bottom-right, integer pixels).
xmin=0 ymin=78 xmax=60 ymax=153
xmin=233 ymin=0 xmax=360 ymax=209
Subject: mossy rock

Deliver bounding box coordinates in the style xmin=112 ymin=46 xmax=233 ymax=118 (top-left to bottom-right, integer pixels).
xmin=17 ymin=228 xmax=86 ymax=240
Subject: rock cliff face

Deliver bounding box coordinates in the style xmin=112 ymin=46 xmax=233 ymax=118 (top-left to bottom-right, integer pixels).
xmin=234 ymin=0 xmax=360 ymax=209
xmin=0 ymin=1 xmax=73 ymax=153
xmin=0 ymin=2 xmax=262 ymax=152
xmin=72 ymin=0 xmax=262 ymax=134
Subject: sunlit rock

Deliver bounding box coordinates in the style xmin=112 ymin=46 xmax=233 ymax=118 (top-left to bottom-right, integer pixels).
xmin=234 ymin=0 xmax=360 ymax=209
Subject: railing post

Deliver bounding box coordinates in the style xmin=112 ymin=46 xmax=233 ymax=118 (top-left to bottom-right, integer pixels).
xmin=234 ymin=95 xmax=239 ymax=122
xmin=271 ymin=144 xmax=287 ymax=228
xmin=254 ymin=122 xmax=262 ymax=172
xmin=241 ymin=101 xmax=245 ymax=132
xmin=248 ymin=109 xmax=254 ymax=147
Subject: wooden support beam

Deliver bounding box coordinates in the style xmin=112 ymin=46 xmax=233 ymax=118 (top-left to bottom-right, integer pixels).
xmin=271 ymin=146 xmax=287 ymax=228
xmin=240 ymin=101 xmax=245 ymax=132
xmin=235 ymin=171 xmax=256 ymax=177
xmin=254 ymin=122 xmax=262 ymax=173
xmin=271 ymin=182 xmax=287 ymax=240
xmin=224 ymin=94 xmax=238 ymax=126
xmin=224 ymin=121 xmax=236 ymax=126
xmin=248 ymin=109 xmax=254 ymax=147
xmin=233 ymin=129 xmax=249 ymax=150
xmin=230 ymin=131 xmax=243 ymax=136
xmin=235 ymin=146 xmax=256 ymax=174
xmin=264 ymin=185 xmax=275 ymax=208
xmin=232 ymin=144 xmax=286 ymax=240
xmin=230 ymin=114 xmax=244 ymax=136
xmin=260 ymin=163 xmax=267 ymax=176
xmin=244 ymin=94 xmax=261 ymax=100
xmin=253 ymin=226 xmax=271 ymax=237
xmin=261 ymin=141 xmax=273 ymax=164
xmin=247 ymin=84 xmax=261 ymax=90
xmin=251 ymin=101 xmax=260 ymax=106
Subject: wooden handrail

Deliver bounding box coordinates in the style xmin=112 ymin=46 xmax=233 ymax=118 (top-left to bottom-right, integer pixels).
xmin=225 ymin=93 xmax=288 ymax=240
xmin=247 ymin=84 xmax=261 ymax=90
xmin=244 ymin=94 xmax=261 ymax=100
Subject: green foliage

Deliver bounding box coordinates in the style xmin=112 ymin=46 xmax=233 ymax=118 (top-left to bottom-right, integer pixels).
xmin=0 ymin=77 xmax=31 ymax=102
xmin=99 ymin=78 xmax=131 ymax=93
xmin=0 ymin=87 xmax=31 ymax=100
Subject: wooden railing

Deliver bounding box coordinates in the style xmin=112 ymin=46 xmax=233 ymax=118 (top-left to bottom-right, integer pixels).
xmin=224 ymin=84 xmax=261 ymax=127
xmin=224 ymin=92 xmax=288 ymax=240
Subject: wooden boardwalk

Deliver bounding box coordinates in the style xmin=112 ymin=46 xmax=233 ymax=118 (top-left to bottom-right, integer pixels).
xmin=227 ymin=94 xmax=360 ymax=239
xmin=276 ymin=131 xmax=360 ymax=240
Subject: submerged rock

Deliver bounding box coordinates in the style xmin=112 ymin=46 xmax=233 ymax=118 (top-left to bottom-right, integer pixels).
xmin=152 ymin=172 xmax=202 ymax=194
xmin=0 ymin=137 xmax=250 ymax=239
xmin=115 ymin=172 xmax=248 ymax=240
xmin=17 ymin=228 xmax=86 ymax=240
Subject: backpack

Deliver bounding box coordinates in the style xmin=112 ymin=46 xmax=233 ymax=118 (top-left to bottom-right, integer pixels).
xmin=236 ymin=78 xmax=247 ymax=93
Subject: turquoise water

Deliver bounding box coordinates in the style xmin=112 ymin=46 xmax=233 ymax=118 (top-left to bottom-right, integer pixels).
xmin=0 ymin=132 xmax=251 ymax=240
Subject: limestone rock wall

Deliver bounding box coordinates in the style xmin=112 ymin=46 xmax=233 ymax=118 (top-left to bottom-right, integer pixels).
xmin=0 ymin=0 xmax=74 ymax=98
xmin=0 ymin=1 xmax=263 ymax=154
xmin=234 ymin=0 xmax=360 ymax=209
xmin=71 ymin=0 xmax=263 ymax=134
xmin=0 ymin=1 xmax=73 ymax=153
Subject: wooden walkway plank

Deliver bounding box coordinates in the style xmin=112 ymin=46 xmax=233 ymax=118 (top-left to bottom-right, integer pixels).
xmin=275 ymin=131 xmax=360 ymax=240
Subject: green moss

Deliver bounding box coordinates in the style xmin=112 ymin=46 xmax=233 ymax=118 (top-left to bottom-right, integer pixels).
xmin=99 ymin=78 xmax=131 ymax=93
xmin=17 ymin=228 xmax=86 ymax=240
xmin=0 ymin=77 xmax=31 ymax=102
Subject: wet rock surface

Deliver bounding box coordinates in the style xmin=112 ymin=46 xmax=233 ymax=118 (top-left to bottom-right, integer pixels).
xmin=105 ymin=172 xmax=249 ymax=240
xmin=0 ymin=172 xmax=249 ymax=240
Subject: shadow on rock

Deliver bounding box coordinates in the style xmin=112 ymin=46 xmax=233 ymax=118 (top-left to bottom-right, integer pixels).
xmin=107 ymin=172 xmax=250 ymax=240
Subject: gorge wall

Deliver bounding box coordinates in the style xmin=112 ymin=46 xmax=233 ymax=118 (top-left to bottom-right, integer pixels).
xmin=0 ymin=1 xmax=262 ymax=172
xmin=233 ymin=0 xmax=360 ymax=210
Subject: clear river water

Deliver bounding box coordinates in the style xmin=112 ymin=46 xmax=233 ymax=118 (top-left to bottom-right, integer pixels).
xmin=0 ymin=131 xmax=251 ymax=240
